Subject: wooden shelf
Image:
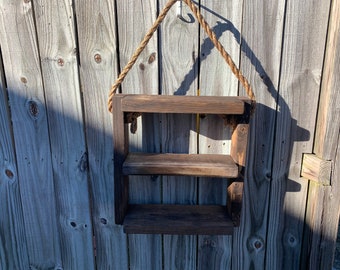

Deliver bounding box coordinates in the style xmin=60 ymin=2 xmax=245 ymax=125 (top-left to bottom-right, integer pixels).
xmin=123 ymin=153 xmax=239 ymax=178
xmin=117 ymin=94 xmax=249 ymax=114
xmin=112 ymin=94 xmax=251 ymax=232
xmin=123 ymin=204 xmax=235 ymax=235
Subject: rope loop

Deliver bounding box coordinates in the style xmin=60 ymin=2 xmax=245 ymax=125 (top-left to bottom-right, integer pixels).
xmin=108 ymin=0 xmax=255 ymax=113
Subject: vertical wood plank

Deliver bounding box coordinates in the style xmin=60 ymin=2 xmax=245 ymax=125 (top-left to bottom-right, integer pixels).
xmin=0 ymin=1 xmax=63 ymax=268
xmin=33 ymin=0 xmax=94 ymax=269
xmin=302 ymin=1 xmax=340 ymax=268
xmin=315 ymin=1 xmax=340 ymax=266
xmin=300 ymin=181 xmax=325 ymax=270
xmin=314 ymin=0 xmax=340 ymax=161
xmin=159 ymin=0 xmax=198 ymax=269
xmin=0 ymin=47 xmax=30 ymax=270
xmin=116 ymin=0 xmax=162 ymax=269
xmin=267 ymin=0 xmax=331 ymax=269
xmin=198 ymin=1 xmax=243 ymax=268
xmin=112 ymin=96 xmax=129 ymax=224
xmin=73 ymin=0 xmax=129 ymax=268
xmin=231 ymin=0 xmax=286 ymax=269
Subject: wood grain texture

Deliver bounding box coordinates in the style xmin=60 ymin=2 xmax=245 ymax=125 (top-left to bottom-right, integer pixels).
xmin=319 ymin=144 xmax=340 ymax=269
xmin=267 ymin=0 xmax=331 ymax=269
xmin=198 ymin=236 xmax=232 ymax=270
xmin=119 ymin=94 xmax=246 ymax=114
xmin=0 ymin=0 xmax=63 ymax=268
xmin=0 ymin=0 xmax=338 ymax=269
xmin=113 ymin=96 xmax=129 ymax=224
xmin=116 ymin=1 xmax=162 ymax=269
xmin=73 ymin=0 xmax=129 ymax=268
xmin=231 ymin=124 xmax=250 ymax=167
xmin=301 ymin=154 xmax=332 ymax=185
xmin=33 ymin=0 xmax=94 ymax=269
xmin=198 ymin=2 xmax=243 ymax=268
xmin=314 ymin=0 xmax=340 ymax=160
xmin=159 ymin=0 xmax=198 ymax=269
xmin=231 ymin=0 xmax=286 ymax=269
xmin=314 ymin=2 xmax=340 ymax=267
xmin=0 ymin=45 xmax=30 ymax=270
xmin=300 ymin=181 xmax=325 ymax=270
xmin=124 ymin=204 xmax=234 ymax=235
xmin=302 ymin=1 xmax=340 ymax=268
xmin=123 ymin=153 xmax=239 ymax=178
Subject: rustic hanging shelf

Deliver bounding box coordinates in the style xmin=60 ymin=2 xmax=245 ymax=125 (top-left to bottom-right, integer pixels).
xmin=108 ymin=0 xmax=255 ymax=235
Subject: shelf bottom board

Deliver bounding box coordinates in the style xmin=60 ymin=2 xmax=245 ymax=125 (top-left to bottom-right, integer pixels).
xmin=123 ymin=204 xmax=235 ymax=235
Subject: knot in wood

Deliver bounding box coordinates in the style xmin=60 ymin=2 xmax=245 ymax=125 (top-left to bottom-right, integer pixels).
xmin=148 ymin=52 xmax=156 ymax=64
xmin=20 ymin=77 xmax=27 ymax=84
xmin=5 ymin=169 xmax=14 ymax=179
xmin=27 ymin=100 xmax=39 ymax=118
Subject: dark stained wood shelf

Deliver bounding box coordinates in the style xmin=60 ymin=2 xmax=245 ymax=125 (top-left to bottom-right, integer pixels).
xmin=123 ymin=204 xmax=235 ymax=235
xmin=118 ymin=94 xmax=249 ymax=115
xmin=123 ymin=153 xmax=239 ymax=178
xmin=112 ymin=94 xmax=251 ymax=233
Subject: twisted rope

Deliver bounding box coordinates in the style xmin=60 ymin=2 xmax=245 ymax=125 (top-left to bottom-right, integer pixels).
xmin=108 ymin=0 xmax=255 ymax=112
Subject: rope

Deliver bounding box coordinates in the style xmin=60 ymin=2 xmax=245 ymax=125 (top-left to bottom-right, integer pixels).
xmin=108 ymin=0 xmax=255 ymax=112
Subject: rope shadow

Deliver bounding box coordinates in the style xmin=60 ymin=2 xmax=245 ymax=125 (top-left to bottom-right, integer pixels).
xmin=168 ymin=4 xmax=310 ymax=192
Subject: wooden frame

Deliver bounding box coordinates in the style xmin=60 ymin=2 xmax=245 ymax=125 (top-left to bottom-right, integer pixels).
xmin=113 ymin=94 xmax=251 ymax=234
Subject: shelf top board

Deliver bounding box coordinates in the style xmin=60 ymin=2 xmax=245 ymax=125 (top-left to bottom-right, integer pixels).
xmin=114 ymin=94 xmax=250 ymax=115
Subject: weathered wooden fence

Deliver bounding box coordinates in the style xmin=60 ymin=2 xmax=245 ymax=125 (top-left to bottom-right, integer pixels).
xmin=0 ymin=0 xmax=339 ymax=269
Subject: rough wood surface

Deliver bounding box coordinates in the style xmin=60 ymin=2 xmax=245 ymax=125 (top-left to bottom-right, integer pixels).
xmin=267 ymin=0 xmax=331 ymax=269
xmin=123 ymin=153 xmax=239 ymax=178
xmin=231 ymin=0 xmax=286 ymax=269
xmin=159 ymin=0 xmax=199 ymax=268
xmin=124 ymin=204 xmax=234 ymax=235
xmin=0 ymin=1 xmax=63 ymax=268
xmin=315 ymin=2 xmax=340 ymax=267
xmin=198 ymin=1 xmax=243 ymax=268
xmin=119 ymin=94 xmax=246 ymax=114
xmin=0 ymin=0 xmax=338 ymax=268
xmin=302 ymin=1 xmax=340 ymax=269
xmin=73 ymin=0 xmax=129 ymax=268
xmin=116 ymin=1 xmax=162 ymax=270
xmin=33 ymin=0 xmax=94 ymax=268
xmin=113 ymin=96 xmax=129 ymax=224
xmin=301 ymin=154 xmax=332 ymax=185
xmin=230 ymin=124 xmax=250 ymax=167
xmin=314 ymin=0 xmax=340 ymax=160
xmin=0 ymin=46 xmax=30 ymax=270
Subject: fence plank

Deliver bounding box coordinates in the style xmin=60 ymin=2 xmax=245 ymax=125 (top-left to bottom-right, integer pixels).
xmin=268 ymin=0 xmax=331 ymax=269
xmin=198 ymin=1 xmax=243 ymax=268
xmin=231 ymin=0 xmax=286 ymax=269
xmin=115 ymin=1 xmax=162 ymax=269
xmin=314 ymin=0 xmax=340 ymax=161
xmin=315 ymin=2 xmax=340 ymax=266
xmin=159 ymin=0 xmax=198 ymax=269
xmin=0 ymin=46 xmax=30 ymax=270
xmin=0 ymin=1 xmax=63 ymax=268
xmin=73 ymin=0 xmax=129 ymax=269
xmin=32 ymin=1 xmax=94 ymax=269
xmin=302 ymin=1 xmax=340 ymax=268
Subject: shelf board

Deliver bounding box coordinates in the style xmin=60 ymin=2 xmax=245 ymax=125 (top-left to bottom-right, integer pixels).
xmin=123 ymin=153 xmax=239 ymax=178
xmin=117 ymin=94 xmax=249 ymax=115
xmin=123 ymin=204 xmax=235 ymax=235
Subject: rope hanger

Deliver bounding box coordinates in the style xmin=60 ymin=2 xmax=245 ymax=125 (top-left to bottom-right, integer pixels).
xmin=108 ymin=0 xmax=255 ymax=113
